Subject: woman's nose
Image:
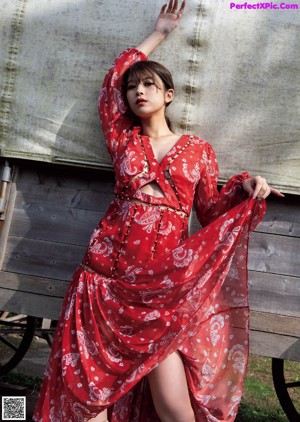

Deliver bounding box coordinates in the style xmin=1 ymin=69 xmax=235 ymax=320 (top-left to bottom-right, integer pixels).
xmin=136 ymin=83 xmax=144 ymax=95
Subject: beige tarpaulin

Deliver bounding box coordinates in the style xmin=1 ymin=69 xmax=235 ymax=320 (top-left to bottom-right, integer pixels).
xmin=0 ymin=0 xmax=299 ymax=193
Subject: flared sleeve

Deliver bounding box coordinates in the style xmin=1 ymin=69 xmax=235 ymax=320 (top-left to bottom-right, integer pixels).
xmin=194 ymin=142 xmax=250 ymax=227
xmin=98 ymin=48 xmax=147 ymax=157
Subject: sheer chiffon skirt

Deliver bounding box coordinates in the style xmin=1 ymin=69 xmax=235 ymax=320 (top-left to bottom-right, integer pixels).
xmin=33 ymin=197 xmax=265 ymax=422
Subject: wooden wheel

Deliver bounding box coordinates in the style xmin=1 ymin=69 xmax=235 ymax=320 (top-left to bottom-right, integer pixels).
xmin=0 ymin=312 xmax=36 ymax=376
xmin=272 ymin=358 xmax=300 ymax=422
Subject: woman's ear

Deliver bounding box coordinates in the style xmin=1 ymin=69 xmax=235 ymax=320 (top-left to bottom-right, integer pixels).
xmin=165 ymin=89 xmax=174 ymax=106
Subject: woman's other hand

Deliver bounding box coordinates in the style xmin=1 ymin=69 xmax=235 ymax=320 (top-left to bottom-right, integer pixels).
xmin=242 ymin=176 xmax=285 ymax=199
xmin=154 ymin=0 xmax=186 ymax=35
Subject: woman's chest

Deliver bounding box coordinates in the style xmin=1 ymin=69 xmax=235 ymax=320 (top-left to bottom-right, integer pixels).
xmin=113 ymin=132 xmax=206 ymax=186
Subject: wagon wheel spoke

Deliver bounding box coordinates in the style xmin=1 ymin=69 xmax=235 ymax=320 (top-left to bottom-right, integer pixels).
xmin=286 ymin=381 xmax=300 ymax=389
xmin=0 ymin=312 xmax=36 ymax=376
xmin=0 ymin=335 xmax=19 ymax=352
xmin=272 ymin=358 xmax=300 ymax=422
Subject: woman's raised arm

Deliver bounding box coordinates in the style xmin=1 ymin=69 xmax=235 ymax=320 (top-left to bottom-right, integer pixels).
xmin=99 ymin=1 xmax=185 ymax=158
xmin=136 ymin=0 xmax=185 ymax=56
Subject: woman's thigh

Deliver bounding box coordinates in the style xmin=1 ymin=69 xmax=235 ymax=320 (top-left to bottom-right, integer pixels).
xmin=147 ymin=350 xmax=195 ymax=422
xmin=87 ymin=409 xmax=107 ymax=422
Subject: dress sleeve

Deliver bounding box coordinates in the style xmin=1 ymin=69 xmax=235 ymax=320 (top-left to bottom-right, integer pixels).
xmin=98 ymin=48 xmax=147 ymax=157
xmin=194 ymin=143 xmax=250 ymax=227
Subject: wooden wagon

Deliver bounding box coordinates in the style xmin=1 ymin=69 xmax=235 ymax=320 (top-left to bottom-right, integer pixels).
xmin=0 ymin=159 xmax=299 ymax=420
xmin=0 ymin=0 xmax=299 ymax=420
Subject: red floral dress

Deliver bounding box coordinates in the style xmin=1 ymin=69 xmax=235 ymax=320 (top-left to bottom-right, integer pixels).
xmin=33 ymin=49 xmax=266 ymax=422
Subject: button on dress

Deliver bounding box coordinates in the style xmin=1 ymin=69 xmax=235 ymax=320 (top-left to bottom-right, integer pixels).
xmin=33 ymin=48 xmax=266 ymax=422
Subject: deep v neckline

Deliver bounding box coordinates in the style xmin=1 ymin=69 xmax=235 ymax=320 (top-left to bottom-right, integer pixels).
xmin=141 ymin=134 xmax=188 ymax=168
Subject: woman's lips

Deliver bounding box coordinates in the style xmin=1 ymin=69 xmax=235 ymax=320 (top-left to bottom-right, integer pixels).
xmin=136 ymin=99 xmax=147 ymax=105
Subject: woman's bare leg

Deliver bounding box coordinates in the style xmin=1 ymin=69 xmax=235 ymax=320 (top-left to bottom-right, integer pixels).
xmin=87 ymin=409 xmax=108 ymax=422
xmin=148 ymin=350 xmax=195 ymax=422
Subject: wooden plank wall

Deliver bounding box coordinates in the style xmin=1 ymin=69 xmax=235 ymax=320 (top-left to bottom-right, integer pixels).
xmin=0 ymin=162 xmax=299 ymax=361
xmin=0 ymin=163 xmax=114 ymax=319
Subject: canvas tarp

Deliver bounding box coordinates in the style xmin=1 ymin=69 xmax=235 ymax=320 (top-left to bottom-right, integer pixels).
xmin=0 ymin=0 xmax=299 ymax=193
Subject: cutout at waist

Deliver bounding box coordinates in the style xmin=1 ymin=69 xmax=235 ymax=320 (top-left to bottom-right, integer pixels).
xmin=139 ymin=181 xmax=165 ymax=198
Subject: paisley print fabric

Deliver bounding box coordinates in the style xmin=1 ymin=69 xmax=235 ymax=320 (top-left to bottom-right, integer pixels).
xmin=33 ymin=49 xmax=266 ymax=421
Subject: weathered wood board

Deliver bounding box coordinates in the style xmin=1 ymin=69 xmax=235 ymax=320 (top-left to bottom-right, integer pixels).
xmin=0 ymin=162 xmax=299 ymax=361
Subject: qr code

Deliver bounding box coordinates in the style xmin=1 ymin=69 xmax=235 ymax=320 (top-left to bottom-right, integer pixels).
xmin=2 ymin=396 xmax=26 ymax=420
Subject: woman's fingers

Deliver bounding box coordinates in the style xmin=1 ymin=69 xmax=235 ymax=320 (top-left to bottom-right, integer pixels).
xmin=163 ymin=0 xmax=185 ymax=16
xmin=155 ymin=0 xmax=185 ymax=34
xmin=161 ymin=3 xmax=167 ymax=13
xmin=270 ymin=187 xmax=285 ymax=197
xmin=260 ymin=185 xmax=271 ymax=199
xmin=173 ymin=0 xmax=179 ymax=11
xmin=251 ymin=176 xmax=285 ymax=199
xmin=178 ymin=0 xmax=186 ymax=16
xmin=166 ymin=0 xmax=174 ymax=13
xmin=252 ymin=176 xmax=266 ymax=198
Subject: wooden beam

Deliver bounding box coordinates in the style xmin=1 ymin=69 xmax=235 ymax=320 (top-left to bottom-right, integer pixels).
xmin=9 ymin=204 xmax=103 ymax=246
xmin=248 ymin=232 xmax=300 ymax=277
xmin=250 ymin=310 xmax=300 ymax=337
xmin=249 ymin=271 xmax=300 ymax=317
xmin=0 ymin=288 xmax=64 ymax=320
xmin=250 ymin=330 xmax=300 ymax=362
xmin=2 ymin=236 xmax=85 ymax=280
xmin=0 ymin=271 xmax=68 ymax=297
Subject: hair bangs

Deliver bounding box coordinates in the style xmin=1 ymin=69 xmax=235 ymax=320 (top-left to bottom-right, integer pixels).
xmin=126 ymin=62 xmax=162 ymax=89
xmin=123 ymin=61 xmax=174 ymax=93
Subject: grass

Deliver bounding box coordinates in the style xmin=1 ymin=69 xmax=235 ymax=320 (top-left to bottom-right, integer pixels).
xmin=1 ymin=370 xmax=42 ymax=394
xmin=236 ymin=403 xmax=288 ymax=422
xmin=236 ymin=355 xmax=300 ymax=421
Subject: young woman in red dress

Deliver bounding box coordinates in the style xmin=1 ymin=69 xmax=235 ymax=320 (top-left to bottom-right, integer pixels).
xmin=33 ymin=1 xmax=283 ymax=421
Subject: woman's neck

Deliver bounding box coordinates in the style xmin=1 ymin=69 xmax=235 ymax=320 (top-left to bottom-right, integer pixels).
xmin=141 ymin=116 xmax=173 ymax=139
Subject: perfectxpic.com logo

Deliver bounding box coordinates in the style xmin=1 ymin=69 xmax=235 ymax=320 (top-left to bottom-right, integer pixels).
xmin=230 ymin=2 xmax=299 ymax=9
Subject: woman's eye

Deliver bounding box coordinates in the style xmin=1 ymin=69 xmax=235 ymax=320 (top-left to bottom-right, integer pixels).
xmin=127 ymin=84 xmax=135 ymax=90
xmin=144 ymin=82 xmax=154 ymax=87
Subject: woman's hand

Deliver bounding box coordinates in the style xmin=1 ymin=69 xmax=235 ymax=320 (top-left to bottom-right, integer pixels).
xmin=154 ymin=0 xmax=186 ymax=35
xmin=242 ymin=176 xmax=284 ymax=199
xmin=136 ymin=0 xmax=186 ymax=56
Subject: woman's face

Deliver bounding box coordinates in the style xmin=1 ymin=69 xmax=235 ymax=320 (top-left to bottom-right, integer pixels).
xmin=126 ymin=73 xmax=174 ymax=120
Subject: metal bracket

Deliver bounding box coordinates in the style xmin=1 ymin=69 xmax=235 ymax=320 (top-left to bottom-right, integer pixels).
xmin=0 ymin=160 xmax=12 ymax=218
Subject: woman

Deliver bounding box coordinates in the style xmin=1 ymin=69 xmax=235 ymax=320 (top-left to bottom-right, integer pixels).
xmin=33 ymin=1 xmax=283 ymax=421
